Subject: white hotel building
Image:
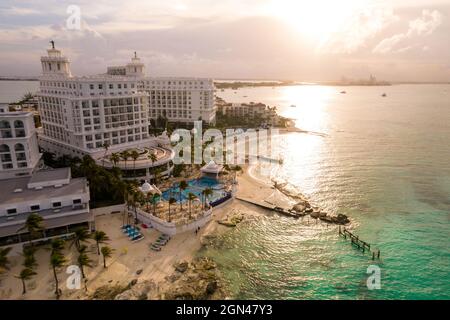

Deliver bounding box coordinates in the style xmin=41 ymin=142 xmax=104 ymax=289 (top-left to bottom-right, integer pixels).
xmin=0 ymin=105 xmax=41 ymax=180
xmin=37 ymin=45 xmax=216 ymax=163
xmin=0 ymin=105 xmax=92 ymax=247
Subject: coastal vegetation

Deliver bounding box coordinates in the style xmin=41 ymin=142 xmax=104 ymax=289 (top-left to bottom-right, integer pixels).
xmin=18 ymin=213 xmax=44 ymax=246
xmin=101 ymin=246 xmax=114 ymax=268
xmin=16 ymin=268 xmax=36 ymax=294
xmin=93 ymin=231 xmax=110 ymax=255
xmin=50 ymin=251 xmax=66 ymax=299
xmin=42 ymin=152 xmax=138 ymax=208
xmin=0 ymin=247 xmax=12 ymax=273
xmin=4 ymin=225 xmax=114 ymax=297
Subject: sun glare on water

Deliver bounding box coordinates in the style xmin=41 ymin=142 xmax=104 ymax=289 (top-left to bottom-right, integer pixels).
xmin=267 ymin=0 xmax=367 ymax=43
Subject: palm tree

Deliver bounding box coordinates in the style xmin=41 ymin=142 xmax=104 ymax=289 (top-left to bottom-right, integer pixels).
xmin=231 ymin=165 xmax=242 ymax=181
xmin=202 ymin=187 xmax=213 ymax=209
xmin=50 ymin=252 xmax=66 ymax=299
xmin=101 ymin=141 xmax=110 ymax=166
xmin=92 ymin=231 xmax=110 ymax=255
xmin=0 ymin=247 xmax=12 ymax=272
xmin=187 ymin=192 xmax=197 ymax=220
xmin=179 ymin=180 xmax=188 ymax=211
xmin=153 ymin=167 xmax=162 ymax=186
xmin=151 ymin=193 xmax=159 ymax=216
xmin=148 ymin=153 xmax=158 ymax=183
xmin=130 ymin=150 xmax=140 ymax=178
xmin=168 ymin=197 xmax=177 ymax=222
xmin=49 ymin=238 xmax=65 ymax=255
xmin=101 ymin=246 xmax=113 ymax=268
xmin=110 ymin=152 xmax=120 ymax=168
xmin=120 ymin=150 xmax=130 ymax=171
xmin=16 ymin=268 xmax=36 ymax=295
xmin=71 ymin=227 xmax=90 ymax=251
xmin=79 ymin=155 xmax=97 ymax=178
xmin=77 ymin=245 xmax=92 ymax=279
xmin=17 ymin=213 xmax=44 ymax=246
xmin=22 ymin=246 xmax=38 ymax=270
xmin=144 ymin=191 xmax=153 ymax=212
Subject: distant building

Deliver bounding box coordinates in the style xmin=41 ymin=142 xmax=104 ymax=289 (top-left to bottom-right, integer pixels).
xmin=142 ymin=77 xmax=216 ymax=125
xmin=219 ymin=102 xmax=267 ymax=118
xmin=217 ymin=101 xmax=280 ymax=126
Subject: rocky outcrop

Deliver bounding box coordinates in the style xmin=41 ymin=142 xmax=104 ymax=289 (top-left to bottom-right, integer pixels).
xmin=161 ymin=257 xmax=226 ymax=300
xmin=290 ymin=199 xmax=351 ymax=225
xmin=218 ymin=210 xmax=244 ymax=227
xmin=114 ymin=280 xmax=158 ymax=300
xmin=332 ymin=214 xmax=350 ymax=225
xmin=91 ymin=284 xmax=129 ymax=300
xmin=174 ymin=261 xmax=189 ymax=273
xmin=319 ymin=213 xmax=350 ymax=225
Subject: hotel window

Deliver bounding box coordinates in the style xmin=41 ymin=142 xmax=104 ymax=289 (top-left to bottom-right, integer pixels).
xmin=30 ymin=204 xmax=40 ymax=212
xmin=52 ymin=202 xmax=62 ymax=208
xmin=73 ymin=199 xmax=82 ymax=205
xmin=7 ymin=208 xmax=17 ymax=215
xmin=90 ymin=84 xmax=94 ymax=90
xmin=109 ymin=84 xmax=113 ymax=89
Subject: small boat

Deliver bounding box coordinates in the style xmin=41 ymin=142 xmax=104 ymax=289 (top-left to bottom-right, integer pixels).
xmin=381 ymin=93 xmax=387 ymax=97
xmin=340 ymin=91 xmax=346 ymax=94
xmin=290 ymin=104 xmax=296 ymax=108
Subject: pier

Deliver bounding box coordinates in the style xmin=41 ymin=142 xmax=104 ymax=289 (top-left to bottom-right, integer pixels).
xmin=339 ymin=226 xmax=381 ymax=260
xmin=235 ymin=196 xmax=302 ymax=218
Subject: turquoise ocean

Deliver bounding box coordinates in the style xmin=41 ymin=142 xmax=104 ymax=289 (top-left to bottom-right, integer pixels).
xmin=206 ymin=84 xmax=450 ymax=299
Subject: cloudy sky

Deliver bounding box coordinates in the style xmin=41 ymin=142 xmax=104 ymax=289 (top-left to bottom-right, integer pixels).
xmin=1 ymin=0 xmax=449 ymax=81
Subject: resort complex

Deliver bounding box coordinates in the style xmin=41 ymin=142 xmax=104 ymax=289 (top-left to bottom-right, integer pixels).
xmin=0 ymin=105 xmax=92 ymax=248
xmin=2 ymin=0 xmax=450 ymax=307
xmin=0 ymin=43 xmax=237 ymax=255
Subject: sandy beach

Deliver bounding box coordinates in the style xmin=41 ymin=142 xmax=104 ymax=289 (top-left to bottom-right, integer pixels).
xmin=0 ymin=166 xmax=284 ymax=300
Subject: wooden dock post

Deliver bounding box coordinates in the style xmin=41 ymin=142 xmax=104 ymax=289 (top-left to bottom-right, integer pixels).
xmin=339 ymin=228 xmax=378 ymax=258
xmin=377 ymin=250 xmax=380 ymax=259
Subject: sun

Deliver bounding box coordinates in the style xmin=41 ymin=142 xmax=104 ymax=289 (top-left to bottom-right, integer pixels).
xmin=267 ymin=0 xmax=366 ymax=44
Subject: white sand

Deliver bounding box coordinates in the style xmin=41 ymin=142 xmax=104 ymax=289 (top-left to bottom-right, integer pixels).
xmin=0 ymin=166 xmax=281 ymax=300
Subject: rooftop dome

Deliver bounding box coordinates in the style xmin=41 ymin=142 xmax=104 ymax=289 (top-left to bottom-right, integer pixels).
xmin=139 ymin=180 xmax=154 ymax=194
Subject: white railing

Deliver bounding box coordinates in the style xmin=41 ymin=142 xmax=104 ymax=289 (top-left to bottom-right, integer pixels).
xmin=133 ymin=207 xmax=213 ymax=236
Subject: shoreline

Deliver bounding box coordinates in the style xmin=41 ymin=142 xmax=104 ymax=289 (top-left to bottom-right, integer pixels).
xmin=0 ymin=168 xmax=267 ymax=300
xmin=0 ymin=146 xmax=350 ymax=300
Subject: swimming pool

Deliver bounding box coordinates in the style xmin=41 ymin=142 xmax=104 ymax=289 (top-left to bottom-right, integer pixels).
xmin=161 ymin=177 xmax=228 ymax=204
